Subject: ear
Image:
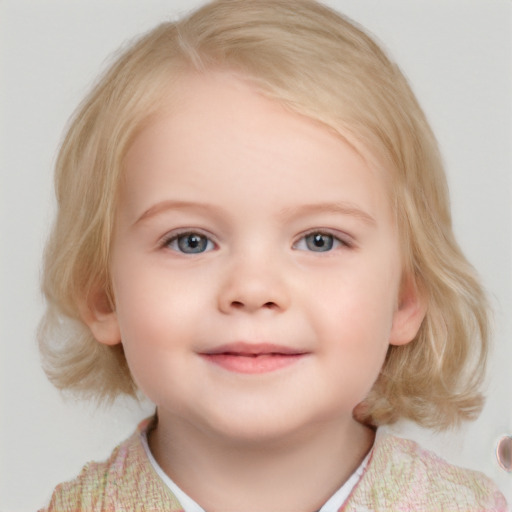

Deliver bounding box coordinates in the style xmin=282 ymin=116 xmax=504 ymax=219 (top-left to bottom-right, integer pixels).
xmin=389 ymin=275 xmax=427 ymax=346
xmin=79 ymin=285 xmax=121 ymax=346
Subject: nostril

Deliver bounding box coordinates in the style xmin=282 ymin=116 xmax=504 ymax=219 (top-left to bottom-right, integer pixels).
xmin=229 ymin=300 xmax=277 ymax=310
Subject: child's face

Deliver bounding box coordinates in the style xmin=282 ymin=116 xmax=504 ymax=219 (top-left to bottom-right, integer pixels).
xmin=94 ymin=72 xmax=423 ymax=441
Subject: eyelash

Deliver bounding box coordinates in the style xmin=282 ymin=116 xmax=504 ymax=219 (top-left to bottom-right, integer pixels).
xmin=161 ymin=230 xmax=217 ymax=254
xmin=293 ymin=230 xmax=352 ymax=253
xmin=161 ymin=229 xmax=352 ymax=255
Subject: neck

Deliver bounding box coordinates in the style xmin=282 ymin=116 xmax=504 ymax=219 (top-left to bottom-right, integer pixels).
xmin=149 ymin=411 xmax=374 ymax=512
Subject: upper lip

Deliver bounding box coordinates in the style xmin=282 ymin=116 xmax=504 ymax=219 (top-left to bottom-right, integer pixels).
xmin=200 ymin=342 xmax=308 ymax=356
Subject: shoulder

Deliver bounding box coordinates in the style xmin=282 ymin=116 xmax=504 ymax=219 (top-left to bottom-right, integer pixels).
xmin=344 ymin=433 xmax=508 ymax=511
xmin=39 ymin=418 xmax=183 ymax=512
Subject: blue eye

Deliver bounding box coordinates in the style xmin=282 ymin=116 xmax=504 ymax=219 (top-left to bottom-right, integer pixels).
xmin=165 ymin=232 xmax=214 ymax=254
xmin=305 ymin=233 xmax=334 ymax=252
xmin=294 ymin=232 xmax=344 ymax=252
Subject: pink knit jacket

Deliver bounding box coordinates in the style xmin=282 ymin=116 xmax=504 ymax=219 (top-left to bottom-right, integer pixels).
xmin=40 ymin=419 xmax=508 ymax=511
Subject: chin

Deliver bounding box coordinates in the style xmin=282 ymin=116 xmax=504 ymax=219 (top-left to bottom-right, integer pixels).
xmin=197 ymin=404 xmax=332 ymax=447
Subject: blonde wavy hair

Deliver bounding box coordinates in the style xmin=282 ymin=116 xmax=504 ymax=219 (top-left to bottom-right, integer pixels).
xmin=39 ymin=0 xmax=489 ymax=429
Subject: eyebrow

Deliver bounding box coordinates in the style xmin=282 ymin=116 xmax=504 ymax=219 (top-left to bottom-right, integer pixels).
xmin=133 ymin=200 xmax=376 ymax=226
xmin=133 ymin=200 xmax=224 ymax=226
xmin=277 ymin=202 xmax=377 ymax=226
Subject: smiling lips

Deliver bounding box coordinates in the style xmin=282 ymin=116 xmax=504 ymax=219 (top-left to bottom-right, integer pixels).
xmin=199 ymin=342 xmax=308 ymax=374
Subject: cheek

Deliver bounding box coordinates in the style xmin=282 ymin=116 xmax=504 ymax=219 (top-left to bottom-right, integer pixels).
xmin=112 ymin=254 xmax=207 ymax=334
xmin=113 ymin=289 xmax=192 ymax=404
xmin=314 ymin=272 xmax=398 ymax=336
xmin=110 ymin=262 xmax=202 ymax=384
xmin=306 ymin=264 xmax=399 ymax=372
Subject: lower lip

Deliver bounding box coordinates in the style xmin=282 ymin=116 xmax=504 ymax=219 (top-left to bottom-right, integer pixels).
xmin=200 ymin=353 xmax=306 ymax=374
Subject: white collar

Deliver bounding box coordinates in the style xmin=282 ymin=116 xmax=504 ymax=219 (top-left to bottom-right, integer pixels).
xmin=141 ymin=429 xmax=372 ymax=512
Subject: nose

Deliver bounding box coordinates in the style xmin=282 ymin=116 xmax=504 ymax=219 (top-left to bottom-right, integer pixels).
xmin=217 ymin=254 xmax=291 ymax=314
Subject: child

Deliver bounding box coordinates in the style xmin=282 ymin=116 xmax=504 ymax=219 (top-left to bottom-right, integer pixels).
xmin=38 ymin=0 xmax=508 ymax=510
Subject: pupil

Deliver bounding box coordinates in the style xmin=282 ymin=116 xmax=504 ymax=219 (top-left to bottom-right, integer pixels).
xmin=188 ymin=235 xmax=200 ymax=248
xmin=314 ymin=234 xmax=325 ymax=247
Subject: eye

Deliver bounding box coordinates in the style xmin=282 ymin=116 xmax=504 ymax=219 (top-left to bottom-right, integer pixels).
xmin=294 ymin=231 xmax=346 ymax=252
xmin=164 ymin=232 xmax=215 ymax=254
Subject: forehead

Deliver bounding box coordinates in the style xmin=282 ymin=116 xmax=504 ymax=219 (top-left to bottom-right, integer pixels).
xmin=121 ymin=71 xmax=394 ymax=225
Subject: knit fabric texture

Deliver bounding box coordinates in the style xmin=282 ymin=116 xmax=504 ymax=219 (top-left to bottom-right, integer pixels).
xmin=40 ymin=419 xmax=508 ymax=512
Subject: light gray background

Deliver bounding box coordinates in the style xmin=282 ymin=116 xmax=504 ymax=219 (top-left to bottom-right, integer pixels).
xmin=1 ymin=1 xmax=510 ymax=510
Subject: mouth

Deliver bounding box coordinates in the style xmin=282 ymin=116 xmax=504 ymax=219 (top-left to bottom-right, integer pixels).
xmin=199 ymin=342 xmax=309 ymax=374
